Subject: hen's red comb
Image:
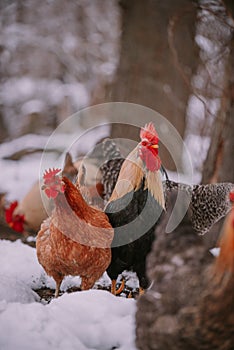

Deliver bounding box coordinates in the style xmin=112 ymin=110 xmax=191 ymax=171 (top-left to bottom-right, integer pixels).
xmin=5 ymin=201 xmax=25 ymax=233
xmin=230 ymin=191 xmax=234 ymax=203
xmin=43 ymin=168 xmax=61 ymax=181
xmin=5 ymin=201 xmax=18 ymax=223
xmin=140 ymin=122 xmax=159 ymax=144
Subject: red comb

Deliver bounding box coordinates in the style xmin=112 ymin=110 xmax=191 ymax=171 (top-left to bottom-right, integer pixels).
xmin=230 ymin=191 xmax=234 ymax=203
xmin=140 ymin=122 xmax=159 ymax=144
xmin=43 ymin=168 xmax=61 ymax=181
xmin=5 ymin=201 xmax=18 ymax=223
xmin=5 ymin=201 xmax=25 ymax=233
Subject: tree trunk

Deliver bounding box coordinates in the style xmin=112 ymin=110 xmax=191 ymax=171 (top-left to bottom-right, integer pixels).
xmin=202 ymin=30 xmax=234 ymax=184
xmin=222 ymin=0 xmax=234 ymax=19
xmin=0 ymin=112 xmax=7 ymax=143
xmin=106 ymin=0 xmax=199 ymax=170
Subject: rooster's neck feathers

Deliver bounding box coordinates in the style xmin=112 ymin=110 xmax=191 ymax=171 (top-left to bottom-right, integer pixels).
xmin=108 ymin=146 xmax=165 ymax=209
xmin=145 ymin=171 xmax=165 ymax=209
xmin=108 ymin=147 xmax=143 ymax=202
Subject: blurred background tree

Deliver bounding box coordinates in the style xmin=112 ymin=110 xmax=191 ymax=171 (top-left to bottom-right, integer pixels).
xmin=0 ymin=0 xmax=120 ymax=137
xmin=202 ymin=0 xmax=234 ymax=183
xmin=0 ymin=0 xmax=233 ymax=181
xmin=105 ymin=0 xmax=199 ymax=170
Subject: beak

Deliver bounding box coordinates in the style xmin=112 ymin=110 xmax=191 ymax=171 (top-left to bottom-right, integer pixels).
xmin=151 ymin=144 xmax=159 ymax=149
xmin=41 ymin=184 xmax=47 ymax=190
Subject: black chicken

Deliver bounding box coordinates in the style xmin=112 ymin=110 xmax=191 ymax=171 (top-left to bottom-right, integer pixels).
xmin=104 ymin=122 xmax=165 ymax=295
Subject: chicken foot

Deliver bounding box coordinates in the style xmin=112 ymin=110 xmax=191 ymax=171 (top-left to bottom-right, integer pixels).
xmin=54 ymin=275 xmax=64 ymax=298
xmin=111 ymin=279 xmax=125 ymax=295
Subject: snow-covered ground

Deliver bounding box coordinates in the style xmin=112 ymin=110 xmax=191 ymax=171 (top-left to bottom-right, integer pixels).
xmin=0 ymin=289 xmax=136 ymax=350
xmin=0 ymin=120 xmax=203 ymax=350
xmin=0 ymin=128 xmax=139 ymax=350
xmin=0 ymin=124 xmax=110 ymax=201
xmin=0 ymin=240 xmax=136 ymax=350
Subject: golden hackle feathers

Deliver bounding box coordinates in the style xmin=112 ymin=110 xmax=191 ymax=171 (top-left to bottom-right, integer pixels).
xmin=108 ymin=147 xmax=144 ymax=203
xmin=107 ymin=145 xmax=165 ymax=209
xmin=145 ymin=170 xmax=165 ymax=209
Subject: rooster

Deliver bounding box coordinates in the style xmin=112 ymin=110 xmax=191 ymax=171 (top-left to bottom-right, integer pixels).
xmin=36 ymin=168 xmax=114 ymax=297
xmin=104 ymin=122 xmax=165 ymax=295
xmin=136 ymin=189 xmax=234 ymax=350
xmin=100 ymin=142 xmax=233 ymax=236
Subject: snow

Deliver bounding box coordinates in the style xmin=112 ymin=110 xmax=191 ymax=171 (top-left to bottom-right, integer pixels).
xmin=0 ymin=239 xmax=137 ymax=350
xmin=0 ymin=123 xmax=138 ymax=349
xmin=0 ymin=0 xmax=121 ymax=138
xmin=0 ymin=124 xmax=137 ymax=348
xmin=0 ymin=292 xmax=136 ymax=350
xmin=0 ymin=123 xmax=110 ymax=200
xmin=0 ymin=121 xmax=138 ymax=348
xmin=0 ymin=275 xmax=39 ymax=304
xmin=0 ymin=291 xmax=136 ymax=350
xmin=210 ymin=247 xmax=220 ymax=257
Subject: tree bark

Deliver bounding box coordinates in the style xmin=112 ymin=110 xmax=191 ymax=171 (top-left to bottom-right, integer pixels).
xmin=106 ymin=0 xmax=199 ymax=170
xmin=0 ymin=112 xmax=7 ymax=143
xmin=202 ymin=30 xmax=234 ymax=184
xmin=222 ymin=0 xmax=234 ymax=19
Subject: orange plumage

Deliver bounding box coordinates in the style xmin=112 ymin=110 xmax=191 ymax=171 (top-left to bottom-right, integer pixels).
xmin=215 ymin=190 xmax=234 ymax=276
xmin=36 ymin=169 xmax=114 ymax=297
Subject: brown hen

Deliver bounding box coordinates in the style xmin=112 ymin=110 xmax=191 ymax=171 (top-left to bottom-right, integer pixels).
xmin=36 ymin=168 xmax=113 ymax=297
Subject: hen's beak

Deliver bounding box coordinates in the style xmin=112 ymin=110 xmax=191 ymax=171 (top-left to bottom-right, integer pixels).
xmin=151 ymin=144 xmax=159 ymax=149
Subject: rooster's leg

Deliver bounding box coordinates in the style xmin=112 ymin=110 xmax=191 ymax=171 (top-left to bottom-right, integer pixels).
xmin=116 ymin=279 xmax=125 ymax=295
xmin=111 ymin=280 xmax=117 ymax=295
xmin=111 ymin=279 xmax=125 ymax=295
xmin=127 ymin=287 xmax=144 ymax=299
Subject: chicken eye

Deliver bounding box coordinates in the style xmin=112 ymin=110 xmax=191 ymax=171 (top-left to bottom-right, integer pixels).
xmin=141 ymin=141 xmax=147 ymax=147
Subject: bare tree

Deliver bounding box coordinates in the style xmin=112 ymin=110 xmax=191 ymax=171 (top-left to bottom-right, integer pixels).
xmin=106 ymin=0 xmax=199 ymax=170
xmin=202 ymin=2 xmax=234 ymax=183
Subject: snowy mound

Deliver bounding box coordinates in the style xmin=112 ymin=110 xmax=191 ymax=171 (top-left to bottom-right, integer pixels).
xmin=0 ymin=240 xmax=137 ymax=350
xmin=0 ymin=275 xmax=39 ymax=304
xmin=0 ymin=289 xmax=136 ymax=350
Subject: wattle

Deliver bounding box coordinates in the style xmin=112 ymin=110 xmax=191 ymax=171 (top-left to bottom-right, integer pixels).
xmin=140 ymin=147 xmax=161 ymax=172
xmin=45 ymin=188 xmax=58 ymax=199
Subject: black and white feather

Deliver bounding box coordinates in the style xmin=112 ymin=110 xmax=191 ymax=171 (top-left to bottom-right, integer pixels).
xmin=100 ymin=139 xmax=124 ymax=202
xmin=164 ymin=180 xmax=234 ymax=235
xmin=100 ymin=139 xmax=233 ymax=235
